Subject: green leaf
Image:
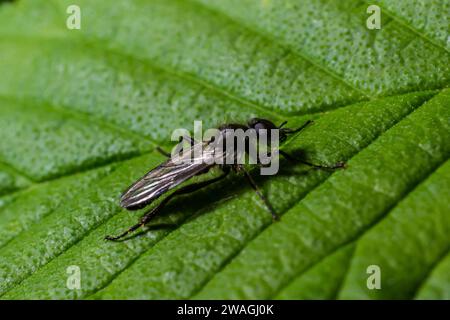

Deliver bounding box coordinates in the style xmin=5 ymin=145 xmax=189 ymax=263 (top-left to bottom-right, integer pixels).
xmin=275 ymin=244 xmax=356 ymax=300
xmin=0 ymin=162 xmax=30 ymax=197
xmin=0 ymin=0 xmax=448 ymax=300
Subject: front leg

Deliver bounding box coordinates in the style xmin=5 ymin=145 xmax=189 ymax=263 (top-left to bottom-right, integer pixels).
xmin=236 ymin=165 xmax=279 ymax=221
xmin=156 ymin=146 xmax=171 ymax=158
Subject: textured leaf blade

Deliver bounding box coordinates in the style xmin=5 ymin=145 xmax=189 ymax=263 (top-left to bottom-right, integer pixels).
xmin=0 ymin=0 xmax=448 ymax=300
xmin=193 ymin=90 xmax=449 ymax=299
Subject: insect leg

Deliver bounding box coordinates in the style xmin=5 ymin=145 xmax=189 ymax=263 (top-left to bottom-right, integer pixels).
xmin=283 ymin=120 xmax=313 ymax=134
xmin=241 ymin=167 xmax=279 ymax=221
xmin=279 ymin=150 xmax=345 ymax=170
xmin=156 ymin=146 xmax=171 ymax=158
xmin=105 ymin=169 xmax=230 ymax=241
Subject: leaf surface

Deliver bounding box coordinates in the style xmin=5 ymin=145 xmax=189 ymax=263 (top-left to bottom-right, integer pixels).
xmin=0 ymin=0 xmax=448 ymax=299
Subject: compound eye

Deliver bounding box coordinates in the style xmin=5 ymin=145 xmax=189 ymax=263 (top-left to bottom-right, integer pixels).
xmin=248 ymin=118 xmax=276 ymax=131
xmin=254 ymin=122 xmax=267 ymax=132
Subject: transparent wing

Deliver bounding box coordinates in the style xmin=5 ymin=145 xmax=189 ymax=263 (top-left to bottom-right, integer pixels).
xmin=120 ymin=141 xmax=222 ymax=210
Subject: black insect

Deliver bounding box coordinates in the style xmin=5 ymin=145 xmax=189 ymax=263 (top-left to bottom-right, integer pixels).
xmin=105 ymin=118 xmax=345 ymax=241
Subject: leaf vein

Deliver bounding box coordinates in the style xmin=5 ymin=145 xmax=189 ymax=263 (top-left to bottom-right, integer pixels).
xmin=188 ymin=0 xmax=372 ymax=99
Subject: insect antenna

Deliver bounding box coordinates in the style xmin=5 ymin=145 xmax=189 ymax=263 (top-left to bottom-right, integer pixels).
xmin=281 ymin=119 xmax=313 ymax=134
xmin=278 ymin=120 xmax=288 ymax=129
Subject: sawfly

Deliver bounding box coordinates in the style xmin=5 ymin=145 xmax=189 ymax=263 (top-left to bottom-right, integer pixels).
xmin=105 ymin=118 xmax=345 ymax=241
